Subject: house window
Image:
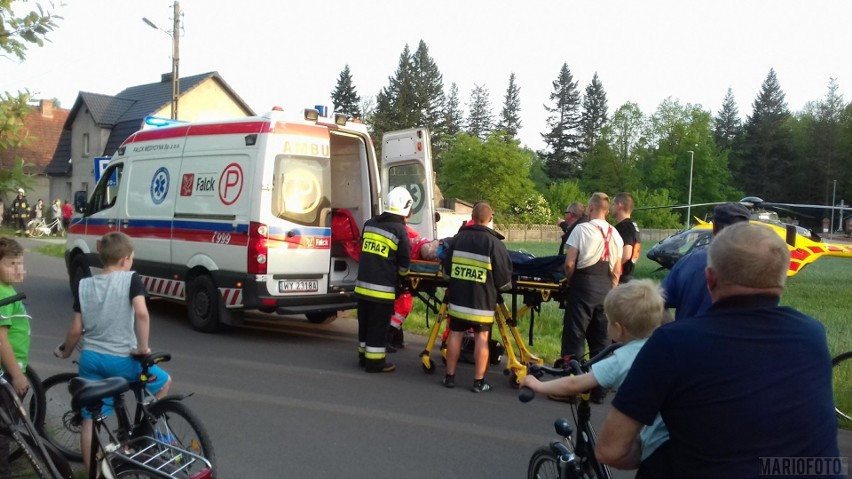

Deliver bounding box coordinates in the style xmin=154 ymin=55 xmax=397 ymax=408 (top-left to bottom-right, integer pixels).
xmin=83 ymin=133 xmax=90 ymax=157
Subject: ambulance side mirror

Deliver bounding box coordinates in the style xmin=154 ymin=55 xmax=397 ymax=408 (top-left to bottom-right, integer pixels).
xmin=73 ymin=191 xmax=88 ymax=214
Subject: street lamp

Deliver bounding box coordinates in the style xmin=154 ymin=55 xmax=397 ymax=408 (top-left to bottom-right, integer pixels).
xmin=685 ymin=150 xmax=694 ymax=229
xmin=143 ymin=2 xmax=181 ymax=120
xmin=831 ymin=179 xmax=837 ymax=240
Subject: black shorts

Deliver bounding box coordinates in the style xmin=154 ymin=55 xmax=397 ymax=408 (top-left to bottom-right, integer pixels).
xmin=449 ymin=317 xmax=491 ymax=333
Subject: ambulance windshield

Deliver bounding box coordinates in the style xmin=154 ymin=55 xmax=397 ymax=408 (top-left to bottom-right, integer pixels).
xmin=272 ymin=155 xmax=331 ymax=226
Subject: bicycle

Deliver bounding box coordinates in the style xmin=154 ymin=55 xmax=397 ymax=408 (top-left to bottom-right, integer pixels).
xmin=519 ymin=344 xmax=621 ymax=479
xmin=26 ymin=217 xmax=64 ymax=237
xmin=832 ymin=351 xmax=852 ymax=425
xmin=0 ymin=372 xmax=73 ymax=478
xmin=69 ymin=371 xmax=213 ymax=478
xmin=40 ymin=352 xmax=215 ymax=476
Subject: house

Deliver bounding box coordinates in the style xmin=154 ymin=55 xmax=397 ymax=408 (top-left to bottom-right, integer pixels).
xmin=45 ymin=71 xmax=255 ymax=202
xmin=0 ymin=99 xmax=70 ymax=206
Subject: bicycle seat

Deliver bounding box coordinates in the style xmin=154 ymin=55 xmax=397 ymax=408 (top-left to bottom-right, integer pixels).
xmin=70 ymin=377 xmax=130 ymax=410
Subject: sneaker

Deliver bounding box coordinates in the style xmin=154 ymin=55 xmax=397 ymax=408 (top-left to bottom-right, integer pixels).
xmin=442 ymin=374 xmax=455 ymax=388
xmin=547 ymin=393 xmax=577 ymax=404
xmin=471 ymin=379 xmax=492 ymax=393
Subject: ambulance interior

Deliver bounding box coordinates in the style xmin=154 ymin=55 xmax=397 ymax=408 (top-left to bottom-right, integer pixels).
xmin=326 ymin=132 xmax=373 ymax=290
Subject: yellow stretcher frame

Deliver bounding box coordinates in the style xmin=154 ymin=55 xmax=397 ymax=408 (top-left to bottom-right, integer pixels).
xmin=406 ymin=260 xmax=569 ymax=386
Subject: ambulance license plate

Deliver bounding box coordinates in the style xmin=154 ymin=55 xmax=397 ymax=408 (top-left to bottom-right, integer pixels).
xmin=279 ymin=280 xmax=319 ymax=293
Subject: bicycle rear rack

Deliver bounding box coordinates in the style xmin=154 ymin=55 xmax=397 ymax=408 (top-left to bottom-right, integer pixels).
xmin=115 ymin=436 xmax=212 ymax=478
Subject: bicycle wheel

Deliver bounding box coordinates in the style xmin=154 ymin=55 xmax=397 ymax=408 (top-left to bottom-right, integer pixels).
xmin=148 ymin=400 xmax=216 ymax=476
xmin=39 ymin=372 xmax=83 ymax=462
xmin=528 ymin=446 xmax=560 ymax=479
xmin=833 ymin=351 xmax=852 ymax=425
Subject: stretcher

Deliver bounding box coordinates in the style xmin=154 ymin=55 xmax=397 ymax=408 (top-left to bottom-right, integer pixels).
xmin=405 ymin=255 xmax=569 ymax=386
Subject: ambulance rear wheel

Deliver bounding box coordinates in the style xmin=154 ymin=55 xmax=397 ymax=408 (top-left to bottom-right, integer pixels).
xmin=187 ymin=275 xmax=223 ymax=333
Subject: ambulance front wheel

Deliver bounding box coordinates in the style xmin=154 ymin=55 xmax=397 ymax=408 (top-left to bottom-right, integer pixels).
xmin=68 ymin=256 xmax=91 ymax=295
xmin=187 ymin=275 xmax=223 ymax=333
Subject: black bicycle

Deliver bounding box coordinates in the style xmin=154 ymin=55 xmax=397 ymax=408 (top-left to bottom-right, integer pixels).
xmin=832 ymin=351 xmax=852 ymax=425
xmin=520 ymin=344 xmax=621 ymax=479
xmin=69 ymin=372 xmax=213 ymax=478
xmin=0 ymin=372 xmax=73 ymax=478
xmin=40 ymin=352 xmax=215 ymax=476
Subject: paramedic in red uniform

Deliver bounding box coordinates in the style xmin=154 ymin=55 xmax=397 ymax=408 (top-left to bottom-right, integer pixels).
xmin=354 ymin=187 xmax=413 ymax=373
xmin=558 ymin=192 xmax=623 ymax=402
xmin=441 ymin=202 xmax=512 ymax=392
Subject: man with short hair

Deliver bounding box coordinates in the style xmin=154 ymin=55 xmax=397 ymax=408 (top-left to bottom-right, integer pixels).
xmin=611 ymin=192 xmax=640 ymax=284
xmin=596 ymin=223 xmax=840 ymax=478
xmin=560 ymin=193 xmax=623 ymax=368
xmin=558 ymin=202 xmax=587 ymax=255
xmin=662 ymin=203 xmax=750 ymax=321
xmin=442 ymin=202 xmax=512 ymax=393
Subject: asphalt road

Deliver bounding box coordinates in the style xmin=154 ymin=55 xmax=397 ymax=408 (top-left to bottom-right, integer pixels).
xmin=18 ymin=238 xmax=851 ymax=478
xmin=19 ymin=238 xmax=630 ymax=479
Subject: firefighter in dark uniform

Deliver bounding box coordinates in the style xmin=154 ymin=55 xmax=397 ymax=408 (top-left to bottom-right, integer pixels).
xmin=354 ymin=187 xmax=412 ymax=373
xmin=441 ymin=202 xmax=513 ymax=392
xmin=10 ymin=188 xmax=30 ymax=236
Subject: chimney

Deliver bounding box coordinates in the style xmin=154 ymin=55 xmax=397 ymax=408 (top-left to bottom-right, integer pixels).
xmin=161 ymin=72 xmax=173 ymax=83
xmin=39 ymin=99 xmax=54 ymax=118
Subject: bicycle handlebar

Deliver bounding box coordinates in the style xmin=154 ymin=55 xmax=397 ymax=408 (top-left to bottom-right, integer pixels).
xmin=519 ymin=343 xmax=623 ymax=403
xmin=0 ymin=292 xmax=26 ymax=308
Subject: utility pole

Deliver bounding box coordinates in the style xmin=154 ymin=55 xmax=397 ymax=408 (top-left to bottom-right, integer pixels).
xmin=143 ymin=2 xmax=181 ymax=120
xmin=171 ymin=1 xmax=180 ymax=120
xmin=686 ymin=150 xmax=694 ymax=229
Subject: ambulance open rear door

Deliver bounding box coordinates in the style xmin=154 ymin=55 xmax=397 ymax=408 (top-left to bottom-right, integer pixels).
xmin=381 ymin=129 xmax=436 ymax=240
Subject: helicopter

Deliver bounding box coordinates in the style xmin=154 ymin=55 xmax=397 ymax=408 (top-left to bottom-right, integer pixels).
xmin=643 ymin=197 xmax=852 ymax=276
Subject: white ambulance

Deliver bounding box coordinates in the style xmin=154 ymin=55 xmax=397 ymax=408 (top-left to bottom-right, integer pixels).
xmin=65 ymin=107 xmax=436 ymax=332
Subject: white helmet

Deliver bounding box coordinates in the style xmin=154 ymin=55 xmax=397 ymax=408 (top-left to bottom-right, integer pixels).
xmin=386 ymin=187 xmax=413 ymax=217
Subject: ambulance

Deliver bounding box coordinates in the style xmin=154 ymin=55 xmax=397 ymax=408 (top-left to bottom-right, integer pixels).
xmin=65 ymin=107 xmax=436 ymax=332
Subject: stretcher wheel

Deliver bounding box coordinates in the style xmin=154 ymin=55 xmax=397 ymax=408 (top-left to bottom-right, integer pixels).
xmin=420 ymin=351 xmax=435 ymax=374
xmin=507 ymin=371 xmax=521 ymax=389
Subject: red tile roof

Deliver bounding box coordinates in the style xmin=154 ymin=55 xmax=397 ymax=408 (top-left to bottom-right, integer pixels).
xmin=0 ymin=100 xmax=70 ymax=174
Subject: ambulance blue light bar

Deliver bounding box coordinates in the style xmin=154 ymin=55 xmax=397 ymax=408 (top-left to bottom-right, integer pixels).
xmin=314 ymin=105 xmax=328 ymax=117
xmin=144 ymin=116 xmax=186 ymax=128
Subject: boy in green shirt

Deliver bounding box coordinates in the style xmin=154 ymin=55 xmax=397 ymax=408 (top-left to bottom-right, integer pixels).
xmin=0 ymin=237 xmax=31 ymax=477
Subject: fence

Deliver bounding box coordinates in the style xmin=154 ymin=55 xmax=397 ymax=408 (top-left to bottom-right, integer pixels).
xmin=493 ymin=224 xmax=679 ymax=244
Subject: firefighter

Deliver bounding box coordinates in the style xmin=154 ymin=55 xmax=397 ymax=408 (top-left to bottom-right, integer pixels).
xmin=354 ymin=187 xmax=412 ymax=373
xmin=10 ymin=189 xmax=30 ymax=237
xmin=441 ymin=202 xmax=513 ymax=392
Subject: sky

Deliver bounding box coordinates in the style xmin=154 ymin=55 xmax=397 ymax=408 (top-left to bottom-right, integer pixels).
xmin=4 ymin=0 xmax=852 ymax=152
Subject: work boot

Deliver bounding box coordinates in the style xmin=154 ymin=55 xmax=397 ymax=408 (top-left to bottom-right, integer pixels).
xmin=365 ymin=358 xmax=395 ymax=373
xmin=358 ymin=352 xmax=366 ymax=368
xmin=389 ymin=327 xmax=405 ymax=350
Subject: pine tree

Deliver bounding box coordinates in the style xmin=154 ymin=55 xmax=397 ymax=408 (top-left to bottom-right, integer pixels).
xmin=808 ymin=78 xmax=846 ymax=205
xmin=580 ymin=72 xmax=608 ymax=153
xmin=330 ymin=64 xmax=362 ymax=118
xmin=466 ymin=84 xmax=493 ymax=140
xmin=411 ymin=40 xmax=447 ymax=159
xmin=714 ymin=87 xmax=742 ymax=151
xmin=443 ymin=83 xmax=465 ymax=137
xmin=370 ymin=44 xmax=417 ymax=140
xmin=741 ymin=68 xmax=794 ymax=199
xmin=496 ymin=73 xmax=522 ymax=140
xmin=541 ymin=63 xmax=582 ymax=180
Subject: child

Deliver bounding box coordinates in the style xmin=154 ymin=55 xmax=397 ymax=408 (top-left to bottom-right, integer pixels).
xmin=0 ymin=238 xmax=31 ymax=476
xmin=55 ymin=232 xmax=171 ymax=468
xmin=520 ymin=279 xmax=671 ymax=477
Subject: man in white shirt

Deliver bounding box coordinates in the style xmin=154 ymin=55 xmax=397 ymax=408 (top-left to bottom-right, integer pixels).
xmin=557 ymin=192 xmax=623 ymax=402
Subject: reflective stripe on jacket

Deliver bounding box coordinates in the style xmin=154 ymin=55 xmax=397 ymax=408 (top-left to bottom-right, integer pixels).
xmin=354 ymin=213 xmax=411 ymax=303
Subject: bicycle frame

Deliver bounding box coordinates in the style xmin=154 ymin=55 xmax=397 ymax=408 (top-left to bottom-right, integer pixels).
xmin=81 ymin=379 xmax=211 ymax=479
xmin=0 ymin=375 xmax=69 ymax=478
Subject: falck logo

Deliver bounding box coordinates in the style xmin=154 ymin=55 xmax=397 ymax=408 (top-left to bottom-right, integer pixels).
xmin=181 ymin=174 xmax=194 ymax=196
